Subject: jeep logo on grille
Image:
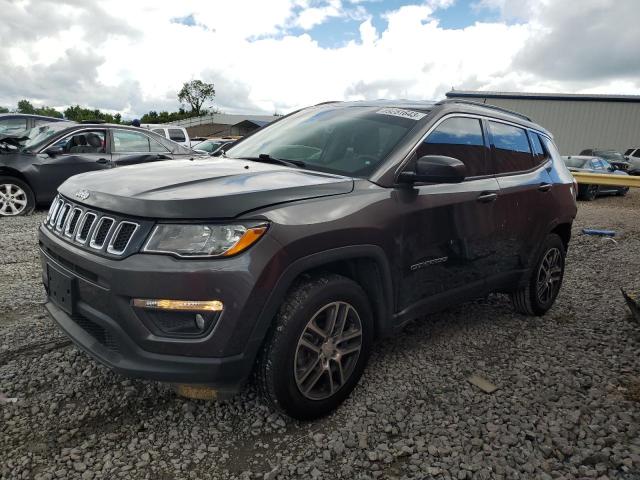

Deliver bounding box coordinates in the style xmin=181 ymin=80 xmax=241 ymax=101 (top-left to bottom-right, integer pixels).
xmin=75 ymin=189 xmax=90 ymax=200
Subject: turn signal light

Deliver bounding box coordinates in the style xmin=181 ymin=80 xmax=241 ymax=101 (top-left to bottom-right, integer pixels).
xmin=132 ymin=299 xmax=223 ymax=312
xmin=223 ymin=226 xmax=268 ymax=257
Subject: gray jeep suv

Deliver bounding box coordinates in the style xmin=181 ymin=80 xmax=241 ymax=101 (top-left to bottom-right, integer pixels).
xmin=39 ymin=99 xmax=577 ymax=419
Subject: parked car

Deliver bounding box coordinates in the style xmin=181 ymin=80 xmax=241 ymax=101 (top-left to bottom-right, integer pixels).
xmin=40 ymin=99 xmax=576 ymax=419
xmin=563 ymin=155 xmax=629 ymax=200
xmin=623 ymin=148 xmax=640 ymax=175
xmin=192 ymin=137 xmax=237 ymax=154
xmin=141 ymin=124 xmax=191 ymax=148
xmin=0 ymin=122 xmax=198 ymax=216
xmin=579 ymin=148 xmax=629 ymax=171
xmin=0 ymin=113 xmax=66 ymax=137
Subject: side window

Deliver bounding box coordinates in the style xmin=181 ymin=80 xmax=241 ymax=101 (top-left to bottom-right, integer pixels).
xmin=489 ymin=121 xmax=534 ymax=173
xmin=51 ymin=130 xmax=106 ymax=154
xmin=113 ymin=130 xmax=150 ymax=153
xmin=591 ymin=159 xmax=604 ymax=170
xmin=529 ymin=132 xmax=549 ymax=166
xmin=149 ymin=136 xmax=170 ymax=153
xmin=0 ymin=117 xmax=28 ymax=134
xmin=152 ymin=129 xmax=166 ymax=137
xmin=168 ymin=128 xmax=186 ymax=142
xmin=416 ymin=117 xmax=490 ymax=177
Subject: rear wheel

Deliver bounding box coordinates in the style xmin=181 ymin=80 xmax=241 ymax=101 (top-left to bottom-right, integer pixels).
xmin=511 ymin=234 xmax=566 ymax=316
xmin=0 ymin=177 xmax=35 ymax=216
xmin=581 ymin=184 xmax=599 ymax=201
xmin=256 ymin=274 xmax=373 ymax=420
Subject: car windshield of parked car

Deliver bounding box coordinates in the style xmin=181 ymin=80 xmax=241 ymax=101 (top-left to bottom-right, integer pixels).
xmin=20 ymin=123 xmax=71 ymax=152
xmin=595 ymin=150 xmax=624 ymax=162
xmin=225 ymin=106 xmax=424 ymax=177
xmin=563 ymin=157 xmax=589 ymax=168
xmin=195 ymin=140 xmax=223 ymax=152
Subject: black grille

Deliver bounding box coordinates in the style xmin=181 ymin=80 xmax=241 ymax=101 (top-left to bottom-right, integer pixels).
xmin=66 ymin=209 xmax=82 ymax=236
xmin=56 ymin=204 xmax=71 ymax=230
xmin=78 ymin=213 xmax=96 ymax=242
xmin=44 ymin=195 xmax=141 ymax=256
xmin=112 ymin=223 xmax=136 ymax=252
xmin=73 ymin=315 xmax=120 ymax=353
xmin=92 ymin=219 xmax=114 ymax=247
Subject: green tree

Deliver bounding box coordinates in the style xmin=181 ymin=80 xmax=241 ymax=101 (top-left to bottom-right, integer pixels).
xmin=178 ymin=79 xmax=215 ymax=116
xmin=0 ymin=106 xmax=9 ymax=113
xmin=17 ymin=99 xmax=36 ymax=114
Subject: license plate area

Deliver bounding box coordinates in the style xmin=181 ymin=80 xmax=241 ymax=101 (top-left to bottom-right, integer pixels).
xmin=47 ymin=265 xmax=75 ymax=315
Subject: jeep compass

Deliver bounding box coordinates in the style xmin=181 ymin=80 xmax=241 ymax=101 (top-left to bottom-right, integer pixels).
xmin=39 ymin=100 xmax=577 ymax=419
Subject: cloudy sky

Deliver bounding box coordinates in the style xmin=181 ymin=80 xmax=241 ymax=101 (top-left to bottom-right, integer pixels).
xmin=2 ymin=0 xmax=639 ymax=117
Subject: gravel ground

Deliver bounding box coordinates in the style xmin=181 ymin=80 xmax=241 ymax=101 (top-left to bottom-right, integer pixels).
xmin=1 ymin=192 xmax=640 ymax=480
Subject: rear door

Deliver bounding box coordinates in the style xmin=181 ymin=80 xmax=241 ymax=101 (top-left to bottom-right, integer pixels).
xmin=398 ymin=116 xmax=502 ymax=311
xmin=110 ymin=129 xmax=173 ymax=167
xmin=33 ymin=129 xmax=111 ymax=202
xmin=489 ymin=121 xmax=556 ymax=279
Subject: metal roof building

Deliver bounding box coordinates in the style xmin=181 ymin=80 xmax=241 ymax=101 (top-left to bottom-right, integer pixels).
xmin=167 ymin=113 xmax=279 ymax=138
xmin=445 ymin=90 xmax=640 ymax=155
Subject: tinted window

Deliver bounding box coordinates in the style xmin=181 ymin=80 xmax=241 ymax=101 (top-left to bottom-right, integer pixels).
xmin=51 ymin=130 xmax=106 ymax=154
xmin=529 ymin=132 xmax=549 ymax=166
xmin=227 ymin=106 xmax=420 ymax=177
xmin=0 ymin=117 xmax=28 ymax=134
xmin=489 ymin=121 xmax=533 ymax=173
xmin=624 ymin=148 xmax=635 ymax=155
xmin=168 ymin=128 xmax=186 ymax=142
xmin=113 ymin=130 xmax=151 ymax=152
xmin=149 ymin=136 xmax=170 ymax=153
xmin=416 ymin=117 xmax=489 ymax=177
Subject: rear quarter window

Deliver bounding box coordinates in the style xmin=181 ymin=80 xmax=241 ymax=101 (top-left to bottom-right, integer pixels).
xmin=489 ymin=121 xmax=534 ymax=174
xmin=168 ymin=129 xmax=186 ymax=142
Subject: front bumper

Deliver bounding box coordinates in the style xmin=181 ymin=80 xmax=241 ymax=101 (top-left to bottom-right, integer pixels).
xmin=39 ymin=223 xmax=284 ymax=390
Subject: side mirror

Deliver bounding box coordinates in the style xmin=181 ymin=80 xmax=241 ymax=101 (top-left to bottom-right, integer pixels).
xmin=44 ymin=146 xmax=64 ymax=157
xmin=398 ymin=155 xmax=467 ymax=184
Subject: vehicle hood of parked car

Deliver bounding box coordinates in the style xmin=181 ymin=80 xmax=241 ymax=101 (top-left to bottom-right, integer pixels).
xmin=58 ymin=158 xmax=355 ymax=218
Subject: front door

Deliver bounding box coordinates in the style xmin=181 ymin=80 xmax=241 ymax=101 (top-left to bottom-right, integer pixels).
xmin=110 ymin=129 xmax=172 ymax=167
xmin=33 ymin=129 xmax=110 ymax=202
xmin=397 ymin=116 xmax=501 ymax=313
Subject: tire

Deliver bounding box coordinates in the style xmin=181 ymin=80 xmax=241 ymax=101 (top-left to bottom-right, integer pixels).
xmin=581 ymin=184 xmax=598 ymax=201
xmin=0 ymin=176 xmax=35 ymax=216
xmin=618 ymin=187 xmax=629 ymax=197
xmin=510 ymin=234 xmax=566 ymax=316
xmin=256 ymin=273 xmax=373 ymax=420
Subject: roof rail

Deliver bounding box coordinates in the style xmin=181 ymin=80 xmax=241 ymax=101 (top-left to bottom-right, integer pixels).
xmin=436 ymin=99 xmax=532 ymax=122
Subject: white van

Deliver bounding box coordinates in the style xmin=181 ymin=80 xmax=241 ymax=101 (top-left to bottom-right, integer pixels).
xmin=141 ymin=124 xmax=191 ymax=148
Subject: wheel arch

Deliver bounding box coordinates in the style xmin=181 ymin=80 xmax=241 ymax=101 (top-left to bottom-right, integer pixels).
xmin=244 ymin=245 xmax=394 ymax=373
xmin=0 ymin=167 xmax=30 ymax=186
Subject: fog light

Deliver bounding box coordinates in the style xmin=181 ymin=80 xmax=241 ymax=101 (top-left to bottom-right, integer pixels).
xmin=132 ymin=298 xmax=223 ymax=312
xmin=195 ymin=313 xmax=206 ymax=330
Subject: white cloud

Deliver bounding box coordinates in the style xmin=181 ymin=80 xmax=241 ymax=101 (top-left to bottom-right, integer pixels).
xmin=0 ymin=0 xmax=638 ymax=118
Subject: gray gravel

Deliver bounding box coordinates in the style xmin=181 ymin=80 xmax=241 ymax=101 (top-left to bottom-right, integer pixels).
xmin=1 ymin=193 xmax=640 ymax=480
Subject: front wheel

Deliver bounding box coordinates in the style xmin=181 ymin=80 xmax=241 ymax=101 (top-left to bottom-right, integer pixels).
xmin=618 ymin=187 xmax=629 ymax=197
xmin=256 ymin=274 xmax=373 ymax=420
xmin=0 ymin=177 xmax=35 ymax=216
xmin=580 ymin=184 xmax=599 ymax=201
xmin=511 ymin=234 xmax=566 ymax=316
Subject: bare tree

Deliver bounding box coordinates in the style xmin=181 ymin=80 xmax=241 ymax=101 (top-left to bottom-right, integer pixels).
xmin=178 ymin=80 xmax=215 ymax=116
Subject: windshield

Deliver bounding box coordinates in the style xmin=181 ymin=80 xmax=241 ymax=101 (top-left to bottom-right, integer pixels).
xmin=21 ymin=122 xmax=72 ymax=151
xmin=594 ymin=150 xmax=624 ymax=161
xmin=226 ymin=105 xmax=425 ymax=177
xmin=194 ymin=140 xmax=223 ymax=152
xmin=563 ymin=157 xmax=588 ymax=168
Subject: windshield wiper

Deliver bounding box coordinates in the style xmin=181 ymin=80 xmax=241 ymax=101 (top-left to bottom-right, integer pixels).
xmin=234 ymin=153 xmax=306 ymax=169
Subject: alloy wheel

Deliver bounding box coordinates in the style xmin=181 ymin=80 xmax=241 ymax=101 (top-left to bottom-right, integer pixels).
xmin=0 ymin=183 xmax=28 ymax=216
xmin=294 ymin=301 xmax=363 ymax=401
xmin=536 ymin=247 xmax=562 ymax=305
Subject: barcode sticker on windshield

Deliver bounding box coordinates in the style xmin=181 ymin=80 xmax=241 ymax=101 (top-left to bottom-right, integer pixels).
xmin=376 ymin=107 xmax=427 ymax=121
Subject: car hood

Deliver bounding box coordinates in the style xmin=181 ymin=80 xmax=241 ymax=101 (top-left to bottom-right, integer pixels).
xmin=59 ymin=158 xmax=354 ymax=218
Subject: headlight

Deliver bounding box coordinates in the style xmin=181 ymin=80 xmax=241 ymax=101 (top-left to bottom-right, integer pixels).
xmin=142 ymin=224 xmax=267 ymax=258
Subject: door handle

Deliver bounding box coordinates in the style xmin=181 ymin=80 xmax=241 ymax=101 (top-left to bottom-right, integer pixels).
xmin=477 ymin=192 xmax=498 ymax=203
xmin=96 ymin=158 xmax=109 ymax=164
xmin=538 ymin=183 xmax=552 ymax=192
